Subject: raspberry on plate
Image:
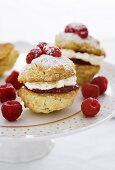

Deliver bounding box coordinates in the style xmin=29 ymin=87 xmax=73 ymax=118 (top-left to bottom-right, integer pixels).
xmin=26 ymin=48 xmax=43 ymax=64
xmin=81 ymin=97 xmax=100 ymax=117
xmin=1 ymin=101 xmax=22 ymax=121
xmin=0 ymin=83 xmax=16 ymax=103
xmin=37 ymin=42 xmax=48 ymax=51
xmin=91 ymin=76 xmax=108 ymax=94
xmin=82 ymin=83 xmax=100 ymax=99
xmin=43 ymin=45 xmax=62 ymax=57
xmin=65 ymin=23 xmax=88 ymax=39
xmin=6 ymin=70 xmax=23 ymax=90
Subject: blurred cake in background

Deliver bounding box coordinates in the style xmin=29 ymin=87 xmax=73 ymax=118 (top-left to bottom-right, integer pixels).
xmin=0 ymin=43 xmax=19 ymax=76
xmin=55 ymin=23 xmax=106 ymax=85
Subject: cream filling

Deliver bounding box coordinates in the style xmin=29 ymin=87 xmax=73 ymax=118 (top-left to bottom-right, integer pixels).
xmin=25 ymin=76 xmax=76 ymax=90
xmin=56 ymin=32 xmax=100 ymax=48
xmin=62 ymin=49 xmax=104 ymax=66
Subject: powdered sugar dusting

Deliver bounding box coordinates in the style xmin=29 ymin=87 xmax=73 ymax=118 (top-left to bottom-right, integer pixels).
xmin=43 ymin=44 xmax=62 ymax=57
xmin=56 ymin=32 xmax=100 ymax=48
xmin=20 ymin=64 xmax=31 ymax=73
xmin=68 ymin=23 xmax=86 ymax=29
xmin=31 ymin=54 xmax=75 ymax=71
xmin=21 ymin=54 xmax=75 ymax=74
xmin=43 ymin=45 xmax=54 ymax=55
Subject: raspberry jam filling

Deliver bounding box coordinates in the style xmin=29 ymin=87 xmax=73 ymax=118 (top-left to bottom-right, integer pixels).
xmin=25 ymin=85 xmax=78 ymax=94
xmin=70 ymin=58 xmax=91 ymax=65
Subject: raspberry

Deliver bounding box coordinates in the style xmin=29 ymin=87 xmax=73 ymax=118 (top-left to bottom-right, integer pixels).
xmin=91 ymin=76 xmax=108 ymax=94
xmin=5 ymin=71 xmax=23 ymax=90
xmin=65 ymin=23 xmax=88 ymax=38
xmin=82 ymin=83 xmax=100 ymax=99
xmin=43 ymin=45 xmax=62 ymax=57
xmin=0 ymin=83 xmax=16 ymax=103
xmin=1 ymin=101 xmax=22 ymax=121
xmin=81 ymin=97 xmax=100 ymax=117
xmin=37 ymin=42 xmax=48 ymax=51
xmin=26 ymin=48 xmax=43 ymax=64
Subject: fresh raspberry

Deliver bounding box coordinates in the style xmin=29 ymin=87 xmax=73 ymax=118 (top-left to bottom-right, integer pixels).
xmin=43 ymin=45 xmax=62 ymax=57
xmin=37 ymin=42 xmax=48 ymax=51
xmin=26 ymin=48 xmax=43 ymax=64
xmin=81 ymin=97 xmax=100 ymax=117
xmin=65 ymin=23 xmax=88 ymax=38
xmin=91 ymin=76 xmax=108 ymax=94
xmin=82 ymin=83 xmax=100 ymax=99
xmin=5 ymin=71 xmax=23 ymax=90
xmin=1 ymin=101 xmax=22 ymax=121
xmin=0 ymin=83 xmax=16 ymax=103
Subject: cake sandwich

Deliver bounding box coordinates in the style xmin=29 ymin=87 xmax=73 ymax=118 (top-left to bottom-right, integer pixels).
xmin=18 ymin=42 xmax=79 ymax=114
xmin=55 ymin=23 xmax=106 ymax=85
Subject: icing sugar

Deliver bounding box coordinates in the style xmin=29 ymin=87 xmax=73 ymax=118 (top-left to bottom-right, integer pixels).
xmin=67 ymin=23 xmax=86 ymax=29
xmin=21 ymin=54 xmax=75 ymax=73
xmin=56 ymin=32 xmax=100 ymax=48
xmin=32 ymin=54 xmax=75 ymax=71
xmin=43 ymin=45 xmax=55 ymax=54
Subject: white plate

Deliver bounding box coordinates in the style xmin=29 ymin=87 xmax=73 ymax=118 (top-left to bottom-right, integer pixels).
xmin=0 ymin=53 xmax=115 ymax=142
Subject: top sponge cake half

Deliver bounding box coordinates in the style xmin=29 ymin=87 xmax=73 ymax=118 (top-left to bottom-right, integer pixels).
xmin=18 ymin=54 xmax=76 ymax=83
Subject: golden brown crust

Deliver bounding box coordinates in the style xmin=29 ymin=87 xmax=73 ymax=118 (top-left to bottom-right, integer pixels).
xmin=18 ymin=88 xmax=78 ymax=114
xmin=55 ymin=36 xmax=106 ymax=56
xmin=18 ymin=64 xmax=75 ymax=83
xmin=0 ymin=49 xmax=19 ymax=76
xmin=0 ymin=43 xmax=14 ymax=60
xmin=75 ymin=64 xmax=100 ymax=85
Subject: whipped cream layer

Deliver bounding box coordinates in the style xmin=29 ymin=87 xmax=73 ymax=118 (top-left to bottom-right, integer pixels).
xmin=56 ymin=32 xmax=100 ymax=48
xmin=25 ymin=76 xmax=76 ymax=90
xmin=62 ymin=49 xmax=104 ymax=66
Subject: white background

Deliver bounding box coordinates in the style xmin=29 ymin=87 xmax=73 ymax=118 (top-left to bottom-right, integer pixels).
xmin=0 ymin=0 xmax=115 ymax=42
xmin=0 ymin=0 xmax=115 ymax=169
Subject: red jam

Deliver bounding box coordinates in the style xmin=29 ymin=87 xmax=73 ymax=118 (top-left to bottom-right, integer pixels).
xmin=70 ymin=58 xmax=91 ymax=65
xmin=25 ymin=85 xmax=79 ymax=94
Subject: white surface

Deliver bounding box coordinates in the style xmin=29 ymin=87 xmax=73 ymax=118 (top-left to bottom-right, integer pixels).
xmin=0 ymin=0 xmax=115 ymax=169
xmin=0 ymin=140 xmax=54 ymax=163
xmin=0 ymin=0 xmax=115 ymax=42
xmin=0 ymin=121 xmax=115 ymax=169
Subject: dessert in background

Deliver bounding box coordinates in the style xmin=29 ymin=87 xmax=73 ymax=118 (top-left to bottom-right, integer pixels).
xmin=0 ymin=43 xmax=19 ymax=76
xmin=55 ymin=23 xmax=106 ymax=85
xmin=18 ymin=42 xmax=79 ymax=114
